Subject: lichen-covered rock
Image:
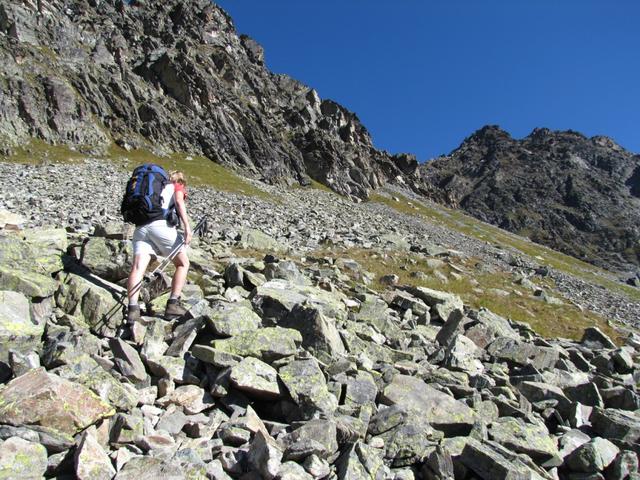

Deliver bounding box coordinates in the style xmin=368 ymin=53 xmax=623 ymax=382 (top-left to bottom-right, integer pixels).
xmin=54 ymin=354 xmax=139 ymax=411
xmin=80 ymin=237 xmax=133 ymax=282
xmin=279 ymin=358 xmax=338 ymax=419
xmin=459 ymin=438 xmax=539 ymax=480
xmin=229 ymin=356 xmax=282 ymax=400
xmin=239 ymin=228 xmax=288 ymax=252
xmin=114 ymin=456 xmax=184 ymax=480
xmin=0 ymin=228 xmax=66 ymax=276
xmin=75 ymin=426 xmax=116 ymax=480
xmin=248 ymin=430 xmax=284 ymax=480
xmin=564 ymin=437 xmax=619 ymax=473
xmin=0 ymin=266 xmax=58 ymax=298
xmin=206 ymin=303 xmax=262 ymax=337
xmin=279 ymin=304 xmax=346 ymax=362
xmin=212 ymin=326 xmax=302 ymax=362
xmin=335 ymin=442 xmax=388 ymax=480
xmin=0 ymin=436 xmax=48 ymax=480
xmin=251 ymin=279 xmax=347 ymax=321
xmin=590 ymin=408 xmax=640 ymax=447
xmin=0 ymin=368 xmax=114 ymax=437
xmin=0 ymin=290 xmax=45 ymax=362
xmin=380 ymin=374 xmax=476 ymax=435
xmin=407 ymin=286 xmax=463 ymax=322
xmin=488 ymin=417 xmax=558 ymax=461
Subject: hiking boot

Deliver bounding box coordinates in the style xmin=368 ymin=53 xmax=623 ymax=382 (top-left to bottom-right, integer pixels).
xmin=165 ymin=298 xmax=188 ymax=319
xmin=126 ymin=305 xmax=141 ymax=324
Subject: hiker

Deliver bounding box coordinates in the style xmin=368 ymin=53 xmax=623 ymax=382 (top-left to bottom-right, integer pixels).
xmin=124 ymin=167 xmax=192 ymax=323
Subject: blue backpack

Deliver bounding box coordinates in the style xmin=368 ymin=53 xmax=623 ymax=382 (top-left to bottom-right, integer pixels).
xmin=121 ymin=164 xmax=170 ymax=226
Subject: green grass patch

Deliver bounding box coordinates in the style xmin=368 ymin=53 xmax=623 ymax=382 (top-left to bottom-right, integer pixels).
xmin=107 ymin=145 xmax=279 ymax=202
xmin=1 ymin=139 xmax=87 ymax=165
xmin=316 ymin=247 xmax=621 ymax=343
xmin=369 ymin=191 xmax=640 ymax=303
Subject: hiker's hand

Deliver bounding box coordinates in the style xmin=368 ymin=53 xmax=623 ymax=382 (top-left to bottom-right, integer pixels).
xmin=185 ymin=228 xmax=193 ymax=245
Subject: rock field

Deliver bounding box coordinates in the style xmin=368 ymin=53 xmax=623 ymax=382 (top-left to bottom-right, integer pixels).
xmin=0 ymin=158 xmax=639 ymax=479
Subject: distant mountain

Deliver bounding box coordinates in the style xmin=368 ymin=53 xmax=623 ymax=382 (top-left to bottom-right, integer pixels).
xmin=412 ymin=125 xmax=640 ymax=272
xmin=0 ymin=0 xmax=413 ymax=198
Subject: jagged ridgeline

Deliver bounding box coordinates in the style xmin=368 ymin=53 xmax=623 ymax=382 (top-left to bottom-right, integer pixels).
xmin=414 ymin=127 xmax=640 ymax=273
xmin=0 ymin=0 xmax=414 ymax=198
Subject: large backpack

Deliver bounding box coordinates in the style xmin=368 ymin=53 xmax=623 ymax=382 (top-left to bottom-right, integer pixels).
xmin=121 ymin=164 xmax=170 ymax=226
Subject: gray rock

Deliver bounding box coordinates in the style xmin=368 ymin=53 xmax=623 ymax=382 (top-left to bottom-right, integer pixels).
xmin=488 ymin=417 xmax=558 ymax=461
xmin=251 ymin=279 xmax=347 ymax=321
xmin=282 ymin=419 xmax=339 ymax=460
xmin=565 ymin=437 xmax=619 ymax=473
xmin=248 ymin=430 xmax=284 ymax=480
xmin=607 ymin=450 xmax=639 ymax=480
xmin=335 ymin=441 xmax=388 ymax=480
xmin=380 ymin=374 xmax=477 ymax=435
xmin=279 ymin=358 xmax=338 ymax=419
xmin=407 ymin=286 xmax=463 ymax=322
xmin=0 ymin=436 xmax=48 ymax=479
xmin=165 ymin=316 xmax=205 ymax=357
xmin=278 ymin=461 xmax=314 ymax=480
xmin=75 ymin=426 xmax=116 ymax=480
xmin=279 ymin=304 xmax=346 ymax=362
xmin=460 ymin=438 xmax=540 ymax=480
xmin=0 ymin=290 xmax=44 ymax=363
xmin=0 ymin=266 xmax=58 ymax=298
xmin=488 ymin=337 xmax=560 ymax=370
xmin=229 ymin=356 xmax=282 ymax=400
xmin=590 ymin=408 xmax=640 ymax=447
xmin=114 ymin=456 xmax=183 ymax=480
xmin=0 ymin=368 xmax=114 ymax=438
xmin=191 ymin=345 xmax=242 ymax=368
xmin=581 ymin=327 xmax=617 ymax=350
xmin=109 ymin=338 xmax=148 ymax=384
xmin=212 ymin=327 xmax=302 ymax=362
xmin=206 ymin=303 xmax=261 ymax=337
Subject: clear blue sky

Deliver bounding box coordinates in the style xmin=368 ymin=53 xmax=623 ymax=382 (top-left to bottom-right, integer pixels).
xmin=215 ymin=1 xmax=639 ymax=160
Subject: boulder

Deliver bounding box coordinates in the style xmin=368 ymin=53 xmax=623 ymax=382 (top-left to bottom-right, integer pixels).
xmin=488 ymin=337 xmax=560 ymax=370
xmin=335 ymin=441 xmax=387 ymax=480
xmin=488 ymin=417 xmax=558 ymax=461
xmin=212 ymin=327 xmax=302 ymax=362
xmin=75 ymin=426 xmax=116 ymax=480
xmin=251 ymin=279 xmax=347 ymax=321
xmin=581 ymin=327 xmax=617 ymax=350
xmin=407 ymin=286 xmax=463 ymax=322
xmin=206 ymin=303 xmax=261 ymax=337
xmin=248 ymin=430 xmax=284 ymax=480
xmin=229 ymin=356 xmax=282 ymax=400
xmin=55 ymin=354 xmax=139 ymax=411
xmin=380 ymin=374 xmax=476 ymax=435
xmin=0 ymin=228 xmax=66 ymax=276
xmin=0 ymin=266 xmax=58 ymax=298
xmin=0 ymin=290 xmax=45 ymax=362
xmin=279 ymin=304 xmax=346 ymax=361
xmin=114 ymin=456 xmax=183 ymax=480
xmin=279 ymin=358 xmax=338 ymax=419
xmin=0 ymin=436 xmax=48 ymax=479
xmin=80 ymin=237 xmax=133 ymax=282
xmin=459 ymin=438 xmax=539 ymax=480
xmin=0 ymin=368 xmax=114 ymax=437
xmin=239 ymin=228 xmax=287 ymax=252
xmin=564 ymin=437 xmax=619 ymax=473
xmin=590 ymin=408 xmax=640 ymax=446
xmin=109 ymin=338 xmax=148 ymax=384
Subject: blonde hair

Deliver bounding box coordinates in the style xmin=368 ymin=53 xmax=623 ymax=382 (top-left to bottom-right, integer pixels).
xmin=169 ymin=170 xmax=187 ymax=187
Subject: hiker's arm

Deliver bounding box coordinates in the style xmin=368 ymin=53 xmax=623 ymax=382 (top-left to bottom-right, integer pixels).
xmin=174 ymin=190 xmax=192 ymax=244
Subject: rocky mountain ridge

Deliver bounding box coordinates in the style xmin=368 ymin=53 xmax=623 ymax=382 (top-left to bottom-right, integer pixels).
xmin=412 ymin=126 xmax=640 ymax=273
xmin=0 ymin=0 xmax=414 ymax=198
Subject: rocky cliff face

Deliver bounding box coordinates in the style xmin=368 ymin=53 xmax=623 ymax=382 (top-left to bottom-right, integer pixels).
xmin=0 ymin=0 xmax=413 ymax=198
xmin=413 ymin=126 xmax=640 ymax=273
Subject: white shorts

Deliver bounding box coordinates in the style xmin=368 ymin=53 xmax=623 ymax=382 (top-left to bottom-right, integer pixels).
xmin=132 ymin=220 xmax=184 ymax=257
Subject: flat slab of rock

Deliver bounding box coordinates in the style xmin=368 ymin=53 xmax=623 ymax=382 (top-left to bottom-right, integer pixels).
xmin=206 ymin=303 xmax=261 ymax=337
xmin=488 ymin=417 xmax=558 ymax=461
xmin=251 ymin=279 xmax=347 ymax=321
xmin=0 ymin=436 xmax=47 ymax=479
xmin=212 ymin=327 xmax=302 ymax=362
xmin=115 ymin=456 xmax=184 ymax=480
xmin=0 ymin=368 xmax=114 ymax=437
xmin=590 ymin=408 xmax=640 ymax=446
xmin=230 ymin=356 xmax=282 ymax=400
xmin=460 ymin=438 xmax=538 ymax=480
xmin=0 ymin=290 xmax=45 ymax=362
xmin=380 ymin=374 xmax=476 ymax=435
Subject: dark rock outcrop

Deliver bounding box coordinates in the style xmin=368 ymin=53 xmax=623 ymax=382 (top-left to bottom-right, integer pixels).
xmin=413 ymin=126 xmax=640 ymax=272
xmin=0 ymin=0 xmax=411 ymax=198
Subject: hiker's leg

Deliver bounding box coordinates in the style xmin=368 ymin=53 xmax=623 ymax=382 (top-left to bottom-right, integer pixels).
xmin=170 ymin=250 xmax=190 ymax=298
xmin=128 ymin=253 xmax=151 ymax=303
